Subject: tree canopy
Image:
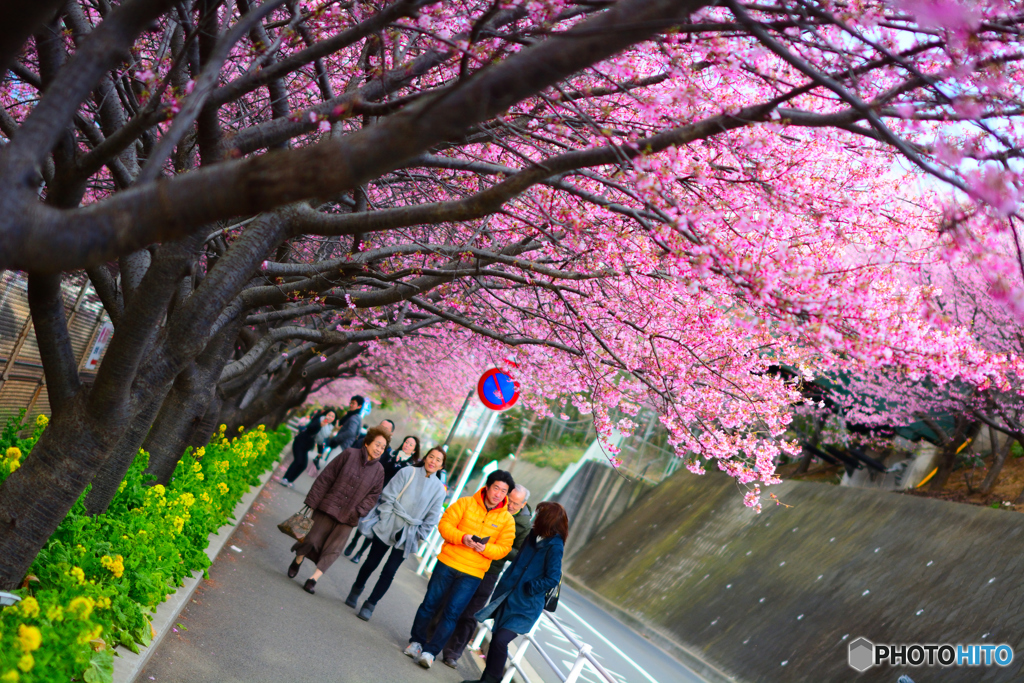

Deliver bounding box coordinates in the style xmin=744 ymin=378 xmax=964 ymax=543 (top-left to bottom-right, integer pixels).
xmin=1 ymin=0 xmax=1024 ymax=586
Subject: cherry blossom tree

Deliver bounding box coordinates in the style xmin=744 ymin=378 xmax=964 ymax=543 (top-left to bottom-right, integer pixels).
xmin=0 ymin=0 xmax=1023 ymax=588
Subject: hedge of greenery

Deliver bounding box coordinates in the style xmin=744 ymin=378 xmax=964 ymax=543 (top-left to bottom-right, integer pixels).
xmin=0 ymin=413 xmax=290 ymax=682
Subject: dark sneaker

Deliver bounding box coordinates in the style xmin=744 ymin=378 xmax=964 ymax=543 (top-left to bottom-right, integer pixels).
xmin=442 ymin=657 xmax=459 ymax=669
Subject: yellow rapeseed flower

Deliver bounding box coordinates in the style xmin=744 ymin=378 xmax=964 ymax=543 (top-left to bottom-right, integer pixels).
xmin=18 ymin=597 xmax=39 ymax=618
xmin=151 ymin=484 xmax=166 ymax=497
xmin=16 ymin=625 xmax=41 ymax=652
xmin=16 ymin=655 xmax=32 ymax=673
xmin=76 ymin=624 xmax=103 ymax=645
xmin=35 ymin=414 xmax=48 ymax=427
xmin=6 ymin=459 xmax=19 ymax=474
xmin=68 ymin=596 xmax=95 ymax=620
xmin=101 ymin=555 xmax=124 ymax=579
xmin=1 ymin=669 xmax=19 ymax=681
xmin=257 ymin=424 xmax=265 ymax=431
xmin=192 ymin=461 xmax=202 ymax=473
xmin=5 ymin=446 xmax=20 ymax=460
xmin=200 ymin=492 xmax=211 ymax=503
xmin=46 ymin=604 xmax=64 ymax=621
xmin=70 ymin=566 xmax=85 ymax=584
xmin=195 ymin=447 xmax=205 ymax=459
xmin=217 ymin=483 xmax=229 ymax=495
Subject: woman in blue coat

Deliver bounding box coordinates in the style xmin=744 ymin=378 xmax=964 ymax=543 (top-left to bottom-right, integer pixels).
xmin=464 ymin=502 xmax=568 ymax=683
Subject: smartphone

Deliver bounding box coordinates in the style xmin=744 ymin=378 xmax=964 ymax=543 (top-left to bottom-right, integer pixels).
xmin=471 ymin=535 xmax=491 ymax=544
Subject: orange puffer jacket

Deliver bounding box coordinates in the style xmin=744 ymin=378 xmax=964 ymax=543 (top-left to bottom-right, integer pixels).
xmin=436 ymin=488 xmax=516 ymax=579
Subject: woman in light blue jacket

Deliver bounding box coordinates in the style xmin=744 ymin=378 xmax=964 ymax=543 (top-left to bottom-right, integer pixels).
xmin=344 ymin=446 xmax=447 ymax=621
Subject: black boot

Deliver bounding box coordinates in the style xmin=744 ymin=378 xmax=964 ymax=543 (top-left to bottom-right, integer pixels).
xmin=350 ymin=551 xmax=362 ymax=564
xmin=303 ymin=578 xmax=317 ymax=594
xmin=287 ymin=558 xmax=302 ymax=578
xmin=356 ymin=600 xmax=376 ymax=621
xmin=344 ymin=587 xmax=362 ymax=608
xmin=461 ymin=674 xmax=500 ymax=683
xmin=343 ymin=536 xmax=358 ymax=557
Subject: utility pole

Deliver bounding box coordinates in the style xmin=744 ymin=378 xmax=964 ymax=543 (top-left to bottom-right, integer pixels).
xmin=507 ymin=415 xmax=535 ymax=473
xmin=442 ymin=389 xmax=474 ymax=451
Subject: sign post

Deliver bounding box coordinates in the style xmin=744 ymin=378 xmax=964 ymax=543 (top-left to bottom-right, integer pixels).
xmin=416 ymin=368 xmax=521 ymax=576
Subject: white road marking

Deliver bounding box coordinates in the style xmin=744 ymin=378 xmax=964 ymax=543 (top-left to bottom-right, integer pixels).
xmin=560 ymin=602 xmax=662 ymax=683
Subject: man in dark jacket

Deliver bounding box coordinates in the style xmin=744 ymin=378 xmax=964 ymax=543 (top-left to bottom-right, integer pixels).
xmin=441 ymin=484 xmax=533 ymax=668
xmin=326 ymin=396 xmax=366 ymax=452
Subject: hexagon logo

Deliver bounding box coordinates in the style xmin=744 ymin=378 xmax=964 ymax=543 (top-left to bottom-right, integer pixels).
xmin=849 ymin=637 xmax=875 ymax=672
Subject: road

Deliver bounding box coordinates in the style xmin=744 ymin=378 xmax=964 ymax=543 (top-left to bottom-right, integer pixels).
xmin=518 ymin=585 xmax=706 ymax=683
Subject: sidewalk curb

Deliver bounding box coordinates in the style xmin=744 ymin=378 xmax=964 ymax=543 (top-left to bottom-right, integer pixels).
xmin=562 ymin=574 xmax=738 ymax=683
xmin=112 ymin=447 xmax=289 ymax=683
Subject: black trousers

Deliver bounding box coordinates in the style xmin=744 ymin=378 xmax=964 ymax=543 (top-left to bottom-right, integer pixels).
xmin=282 ymin=438 xmax=313 ymax=482
xmin=443 ymin=570 xmax=500 ymax=661
xmin=345 ymin=529 xmax=374 ymax=556
xmin=351 ymin=534 xmax=406 ymax=604
xmin=483 ymin=627 xmax=517 ymax=680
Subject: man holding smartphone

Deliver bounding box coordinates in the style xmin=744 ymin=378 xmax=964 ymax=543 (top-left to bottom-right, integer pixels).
xmin=405 ymin=470 xmax=517 ymax=669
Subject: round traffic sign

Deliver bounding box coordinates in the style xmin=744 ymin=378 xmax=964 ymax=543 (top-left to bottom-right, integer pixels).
xmin=477 ymin=368 xmax=520 ymax=411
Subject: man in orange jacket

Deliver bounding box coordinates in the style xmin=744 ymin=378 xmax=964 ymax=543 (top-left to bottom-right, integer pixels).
xmin=405 ymin=470 xmax=517 ymax=669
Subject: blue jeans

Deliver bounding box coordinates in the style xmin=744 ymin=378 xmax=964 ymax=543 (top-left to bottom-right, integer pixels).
xmin=411 ymin=561 xmax=482 ymax=656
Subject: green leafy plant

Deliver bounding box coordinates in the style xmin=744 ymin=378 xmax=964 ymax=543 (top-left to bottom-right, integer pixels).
xmin=0 ymin=418 xmax=289 ymax=682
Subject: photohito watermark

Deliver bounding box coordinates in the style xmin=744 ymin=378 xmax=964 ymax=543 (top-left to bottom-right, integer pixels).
xmin=848 ymin=637 xmax=1014 ymax=671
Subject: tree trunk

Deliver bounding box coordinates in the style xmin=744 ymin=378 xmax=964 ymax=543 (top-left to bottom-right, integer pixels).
xmin=82 ymin=384 xmax=170 ymax=515
xmin=928 ymin=444 xmax=960 ymax=491
xmin=979 ymin=427 xmax=1013 ymax=495
xmin=0 ymin=396 xmax=118 ymax=588
xmin=188 ymin=392 xmax=223 ymax=452
xmin=144 ymin=323 xmax=238 ymax=485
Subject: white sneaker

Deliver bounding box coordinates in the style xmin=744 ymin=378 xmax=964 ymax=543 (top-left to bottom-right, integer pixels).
xmin=418 ymin=652 xmax=434 ymax=669
xmin=404 ymin=642 xmax=422 ymax=658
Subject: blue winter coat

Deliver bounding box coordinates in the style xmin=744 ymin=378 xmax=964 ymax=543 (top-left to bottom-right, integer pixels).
xmin=476 ymin=533 xmax=563 ymax=634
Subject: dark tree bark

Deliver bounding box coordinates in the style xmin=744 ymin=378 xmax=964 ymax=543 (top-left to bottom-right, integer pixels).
xmin=979 ymin=425 xmax=1013 ymax=496
xmin=925 ymin=416 xmax=981 ymax=492
xmin=82 ymin=385 xmax=170 ymax=515
xmin=144 ymin=321 xmax=240 ymax=484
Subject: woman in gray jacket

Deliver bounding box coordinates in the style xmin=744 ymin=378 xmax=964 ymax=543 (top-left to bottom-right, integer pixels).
xmin=344 ymin=446 xmax=447 ymax=621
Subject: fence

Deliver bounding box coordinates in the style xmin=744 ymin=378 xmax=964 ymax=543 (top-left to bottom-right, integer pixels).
xmin=0 ymin=271 xmax=110 ymax=424
xmin=469 ymin=610 xmax=617 ymax=683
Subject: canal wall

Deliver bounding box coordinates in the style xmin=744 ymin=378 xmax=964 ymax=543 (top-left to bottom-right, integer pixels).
xmin=568 ymin=470 xmax=1024 ymax=682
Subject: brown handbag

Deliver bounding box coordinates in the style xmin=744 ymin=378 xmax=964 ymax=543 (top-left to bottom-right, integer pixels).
xmin=278 ymin=506 xmax=314 ymax=541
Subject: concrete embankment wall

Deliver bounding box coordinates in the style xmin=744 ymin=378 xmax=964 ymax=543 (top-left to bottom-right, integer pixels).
xmin=568 ymin=470 xmax=1024 ymax=682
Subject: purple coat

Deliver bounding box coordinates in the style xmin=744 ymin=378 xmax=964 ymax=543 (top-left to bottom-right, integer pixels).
xmin=305 ymin=447 xmax=384 ymax=526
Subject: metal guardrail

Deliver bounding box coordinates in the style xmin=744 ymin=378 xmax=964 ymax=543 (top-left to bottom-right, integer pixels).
xmin=414 ymin=524 xmax=612 ymax=683
xmin=469 ymin=610 xmax=617 ymax=683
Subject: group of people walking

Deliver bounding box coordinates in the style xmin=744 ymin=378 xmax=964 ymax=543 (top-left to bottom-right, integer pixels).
xmin=278 ymin=394 xmax=568 ymax=683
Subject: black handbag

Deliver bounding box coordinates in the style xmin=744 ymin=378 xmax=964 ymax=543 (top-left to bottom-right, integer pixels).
xmin=544 ymin=578 xmax=561 ymax=612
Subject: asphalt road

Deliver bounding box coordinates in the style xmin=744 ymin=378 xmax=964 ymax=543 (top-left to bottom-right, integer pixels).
xmin=519 ymin=585 xmax=706 ymax=683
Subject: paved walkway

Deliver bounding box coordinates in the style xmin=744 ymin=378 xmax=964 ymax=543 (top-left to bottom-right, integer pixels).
xmin=141 ymin=462 xmax=480 ymax=683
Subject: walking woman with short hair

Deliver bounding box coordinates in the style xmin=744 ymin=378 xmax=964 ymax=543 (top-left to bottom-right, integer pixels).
xmin=462 ymin=502 xmax=568 ymax=683
xmin=286 ymin=426 xmax=388 ymax=594
xmin=343 ymin=446 xmax=448 ymax=621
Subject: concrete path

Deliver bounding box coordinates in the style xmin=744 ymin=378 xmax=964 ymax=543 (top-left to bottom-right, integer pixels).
xmin=140 ymin=462 xmax=479 ymax=683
